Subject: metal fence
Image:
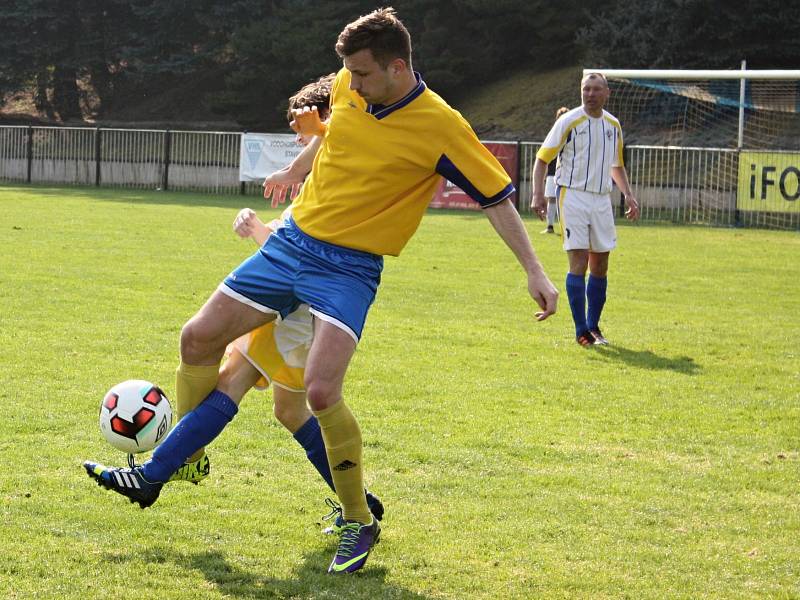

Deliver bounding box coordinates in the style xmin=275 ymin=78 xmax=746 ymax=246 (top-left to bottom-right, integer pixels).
xmin=519 ymin=141 xmax=799 ymax=230
xmin=0 ymin=125 xmax=251 ymax=195
xmin=1 ymin=125 xmax=797 ymax=229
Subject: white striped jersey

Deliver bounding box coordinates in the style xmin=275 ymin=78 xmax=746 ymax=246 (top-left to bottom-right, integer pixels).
xmin=536 ymin=106 xmax=624 ymax=195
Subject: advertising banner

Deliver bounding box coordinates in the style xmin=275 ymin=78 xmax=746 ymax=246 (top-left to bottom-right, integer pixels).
xmin=239 ymin=133 xmax=300 ymax=182
xmin=737 ymin=151 xmax=800 ymax=212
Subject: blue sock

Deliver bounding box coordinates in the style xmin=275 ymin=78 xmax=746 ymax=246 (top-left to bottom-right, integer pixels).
xmin=586 ymin=274 xmax=608 ymax=331
xmin=143 ymin=390 xmax=238 ymax=482
xmin=566 ymin=272 xmax=588 ymax=337
xmin=293 ymin=416 xmax=335 ymax=491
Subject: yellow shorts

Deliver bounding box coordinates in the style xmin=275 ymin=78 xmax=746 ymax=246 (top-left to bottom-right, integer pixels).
xmin=229 ymin=305 xmax=312 ymax=392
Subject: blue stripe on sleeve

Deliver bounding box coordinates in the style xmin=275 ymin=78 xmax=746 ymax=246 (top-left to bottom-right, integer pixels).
xmin=435 ymin=154 xmax=514 ymax=208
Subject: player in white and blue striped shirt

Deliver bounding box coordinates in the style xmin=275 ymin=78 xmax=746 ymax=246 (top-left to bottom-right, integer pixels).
xmin=532 ymin=72 xmax=639 ymax=346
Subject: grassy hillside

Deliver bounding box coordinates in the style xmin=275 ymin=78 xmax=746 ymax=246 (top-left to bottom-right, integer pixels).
xmin=453 ymin=64 xmax=584 ymax=141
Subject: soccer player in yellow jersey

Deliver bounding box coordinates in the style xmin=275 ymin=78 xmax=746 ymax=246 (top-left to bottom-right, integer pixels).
xmin=87 ymin=8 xmax=557 ymax=574
xmin=532 ymin=73 xmax=639 ymax=347
xmin=86 ymin=75 xmax=384 ymax=527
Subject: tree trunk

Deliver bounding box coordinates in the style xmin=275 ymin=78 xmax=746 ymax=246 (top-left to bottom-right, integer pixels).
xmin=33 ymin=70 xmax=57 ymax=121
xmin=89 ymin=63 xmax=113 ymax=117
xmin=51 ymin=65 xmax=82 ymax=122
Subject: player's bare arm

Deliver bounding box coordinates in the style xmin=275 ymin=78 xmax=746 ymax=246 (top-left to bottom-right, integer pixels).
xmin=611 ymin=166 xmax=640 ymax=221
xmin=531 ymin=158 xmax=550 ymax=220
xmin=484 ymin=198 xmax=558 ymax=320
xmin=263 ymin=135 xmax=323 ymax=208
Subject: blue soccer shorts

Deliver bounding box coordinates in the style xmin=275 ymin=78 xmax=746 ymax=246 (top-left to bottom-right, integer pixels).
xmin=219 ymin=218 xmax=383 ymax=342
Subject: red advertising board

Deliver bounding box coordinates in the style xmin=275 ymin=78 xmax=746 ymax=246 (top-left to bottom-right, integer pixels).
xmin=429 ymin=142 xmax=518 ymax=210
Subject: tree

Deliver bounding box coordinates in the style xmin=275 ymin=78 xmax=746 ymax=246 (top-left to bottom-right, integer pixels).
xmin=209 ymin=0 xmax=369 ymax=129
xmin=578 ymin=0 xmax=800 ymax=69
xmin=0 ymin=0 xmax=137 ymax=120
xmin=208 ymin=0 xmax=597 ymax=128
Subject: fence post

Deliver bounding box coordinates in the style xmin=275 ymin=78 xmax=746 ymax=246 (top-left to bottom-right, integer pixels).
xmin=162 ymin=129 xmax=171 ymax=191
xmin=240 ymin=131 xmax=246 ymax=195
xmin=94 ymin=128 xmax=102 ymax=186
xmin=734 ymin=149 xmax=742 ymax=227
xmin=620 ymin=145 xmax=630 ymax=217
xmin=26 ymin=125 xmax=33 ymax=184
xmin=514 ymin=140 xmax=522 ymax=210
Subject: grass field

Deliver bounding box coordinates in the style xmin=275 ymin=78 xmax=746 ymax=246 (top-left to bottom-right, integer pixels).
xmin=1 ymin=184 xmax=798 ymax=599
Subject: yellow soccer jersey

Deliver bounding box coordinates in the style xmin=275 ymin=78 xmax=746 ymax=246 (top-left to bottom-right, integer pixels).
xmin=536 ymin=106 xmax=624 ymax=195
xmin=291 ymin=69 xmax=514 ymax=256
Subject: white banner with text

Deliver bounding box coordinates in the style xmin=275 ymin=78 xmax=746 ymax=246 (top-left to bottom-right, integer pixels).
xmin=239 ymin=133 xmax=300 ymax=182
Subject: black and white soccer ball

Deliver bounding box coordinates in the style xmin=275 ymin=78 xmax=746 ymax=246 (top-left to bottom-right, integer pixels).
xmin=99 ymin=380 xmax=172 ymax=454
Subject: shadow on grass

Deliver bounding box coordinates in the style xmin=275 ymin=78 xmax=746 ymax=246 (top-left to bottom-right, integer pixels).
xmin=1 ymin=183 xmax=267 ymax=211
xmin=589 ymin=344 xmax=701 ymax=374
xmin=124 ymin=545 xmax=432 ymax=599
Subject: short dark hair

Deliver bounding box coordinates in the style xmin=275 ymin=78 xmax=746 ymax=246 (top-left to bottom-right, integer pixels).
xmin=582 ymin=72 xmax=609 ymax=87
xmin=335 ymin=7 xmax=412 ymax=68
xmin=286 ymin=73 xmax=335 ymax=122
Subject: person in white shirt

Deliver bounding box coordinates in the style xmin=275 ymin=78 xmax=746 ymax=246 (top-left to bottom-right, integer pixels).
xmin=541 ymin=106 xmax=569 ymax=234
xmin=532 ymin=72 xmax=639 ymax=346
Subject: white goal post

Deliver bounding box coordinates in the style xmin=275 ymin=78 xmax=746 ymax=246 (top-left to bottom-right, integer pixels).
xmin=577 ymin=67 xmax=800 ymax=229
xmin=584 ymin=65 xmax=800 ymax=149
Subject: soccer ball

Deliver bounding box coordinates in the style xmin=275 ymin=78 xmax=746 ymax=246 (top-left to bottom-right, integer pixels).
xmin=99 ymin=380 xmax=172 ymax=454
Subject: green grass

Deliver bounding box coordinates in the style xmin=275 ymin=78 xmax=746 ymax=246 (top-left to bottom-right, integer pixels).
xmin=1 ymin=184 xmax=798 ymax=599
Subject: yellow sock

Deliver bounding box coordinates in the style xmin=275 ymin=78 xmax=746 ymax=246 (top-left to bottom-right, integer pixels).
xmin=176 ymin=361 xmax=219 ymax=463
xmin=313 ymin=400 xmax=371 ymax=524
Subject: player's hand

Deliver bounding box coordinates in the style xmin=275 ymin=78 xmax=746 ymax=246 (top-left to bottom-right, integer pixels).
xmin=290 ymin=106 xmax=327 ymax=137
xmin=263 ymin=170 xmax=304 ymax=208
xmin=263 ymin=182 xmax=291 ymax=208
xmin=624 ymin=194 xmax=640 ymax=221
xmin=263 ymin=181 xmax=303 ymax=208
xmin=528 ymin=271 xmax=558 ymax=321
xmin=233 ymin=208 xmax=266 ymax=240
xmin=532 ymin=191 xmax=547 ymax=221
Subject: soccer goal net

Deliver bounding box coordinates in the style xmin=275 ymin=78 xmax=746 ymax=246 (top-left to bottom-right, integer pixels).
xmin=589 ymin=68 xmax=800 ymax=229
xmin=599 ymin=68 xmax=800 ymax=149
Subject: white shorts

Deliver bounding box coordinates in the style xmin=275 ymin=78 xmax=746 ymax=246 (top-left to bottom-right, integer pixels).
xmin=544 ymin=175 xmax=557 ymax=198
xmin=559 ymin=187 xmax=617 ymax=252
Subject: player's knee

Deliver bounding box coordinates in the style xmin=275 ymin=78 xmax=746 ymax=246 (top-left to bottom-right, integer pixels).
xmin=588 ymin=252 xmax=610 ymax=277
xmin=273 ymin=399 xmax=294 ymax=424
xmin=180 ymin=319 xmax=219 ymax=363
xmin=304 ymin=378 xmax=339 ymax=411
xmin=179 ymin=321 xmax=200 ymax=362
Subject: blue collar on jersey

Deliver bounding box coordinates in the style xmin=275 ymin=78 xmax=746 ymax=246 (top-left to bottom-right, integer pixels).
xmin=367 ymin=72 xmax=426 ymax=120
